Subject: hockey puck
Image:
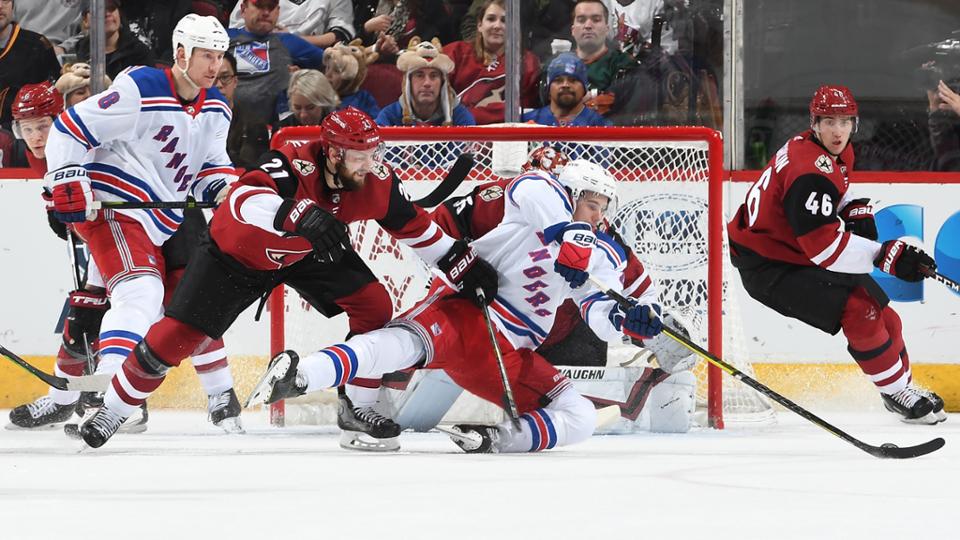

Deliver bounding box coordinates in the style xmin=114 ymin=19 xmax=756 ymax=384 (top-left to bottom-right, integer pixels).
xmin=880 ymin=443 xmax=898 ymax=449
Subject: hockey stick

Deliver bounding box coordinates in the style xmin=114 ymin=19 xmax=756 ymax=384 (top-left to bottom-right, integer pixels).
xmin=587 ymin=276 xmax=945 ymax=459
xmin=0 ymin=344 xmax=111 ymax=392
xmin=65 ymin=229 xmax=97 ymax=375
xmin=922 ymin=267 xmax=960 ymax=295
xmin=412 ymin=152 xmax=475 ymax=208
xmin=475 ymin=289 xmax=522 ymax=430
xmin=91 ymin=200 xmax=217 ymax=210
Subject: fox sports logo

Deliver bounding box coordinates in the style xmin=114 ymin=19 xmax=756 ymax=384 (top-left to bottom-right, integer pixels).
xmin=611 ymin=193 xmax=709 ymax=273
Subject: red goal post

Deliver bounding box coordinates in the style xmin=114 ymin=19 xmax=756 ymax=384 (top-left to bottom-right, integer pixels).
xmin=266 ymin=125 xmax=743 ymax=429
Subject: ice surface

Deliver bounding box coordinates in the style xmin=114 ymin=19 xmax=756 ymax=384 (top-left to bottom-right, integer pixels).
xmin=1 ymin=410 xmax=956 ymax=540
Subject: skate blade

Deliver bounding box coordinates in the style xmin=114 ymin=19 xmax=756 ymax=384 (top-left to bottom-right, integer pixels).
xmin=244 ymin=356 xmax=292 ymax=408
xmin=213 ymin=417 xmax=245 ymax=434
xmin=5 ymin=421 xmax=70 ymax=431
xmin=898 ymin=411 xmax=945 ymax=425
xmin=339 ymin=431 xmax=400 ymax=452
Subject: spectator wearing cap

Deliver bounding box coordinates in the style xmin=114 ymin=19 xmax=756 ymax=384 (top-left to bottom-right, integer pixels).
xmin=55 ymin=62 xmax=111 ymax=107
xmin=74 ymin=0 xmax=156 ymax=79
xmin=227 ymin=0 xmax=355 ymax=48
xmin=279 ymin=68 xmax=339 ymax=128
xmin=523 ymin=52 xmax=609 ymax=127
xmin=228 ymin=0 xmax=326 ymax=128
xmin=376 ymin=38 xmax=474 ymax=127
xmin=0 ymin=0 xmax=62 ymax=127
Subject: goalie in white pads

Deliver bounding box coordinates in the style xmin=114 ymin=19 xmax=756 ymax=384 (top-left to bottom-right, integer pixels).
xmin=249 ymin=158 xmax=667 ymax=452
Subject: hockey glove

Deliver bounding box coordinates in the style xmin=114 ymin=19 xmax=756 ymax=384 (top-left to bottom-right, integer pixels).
xmin=874 ymin=239 xmax=936 ymax=282
xmin=62 ymin=289 xmax=110 ymax=360
xmin=839 ymin=198 xmax=878 ymax=240
xmin=437 ymin=239 xmax=499 ymax=306
xmin=554 ymin=222 xmax=596 ymax=288
xmin=275 ymin=198 xmax=349 ymax=263
xmin=610 ymin=302 xmax=663 ymax=341
xmin=41 ymin=188 xmax=68 ymax=240
xmin=47 ymin=165 xmax=95 ymax=222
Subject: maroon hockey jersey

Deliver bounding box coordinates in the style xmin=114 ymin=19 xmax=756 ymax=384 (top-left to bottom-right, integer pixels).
xmin=211 ymin=140 xmax=453 ymax=271
xmin=442 ymin=41 xmax=540 ymax=125
xmin=728 ymin=130 xmax=878 ymax=274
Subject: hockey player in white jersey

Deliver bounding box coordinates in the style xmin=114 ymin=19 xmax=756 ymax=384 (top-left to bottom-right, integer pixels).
xmin=44 ymin=14 xmax=239 ymax=434
xmin=248 ymin=159 xmax=666 ymax=453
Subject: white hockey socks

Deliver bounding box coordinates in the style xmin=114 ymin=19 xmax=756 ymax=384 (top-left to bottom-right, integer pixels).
xmin=299 ymin=327 xmax=425 ymax=393
xmin=497 ymin=386 xmax=597 ymax=453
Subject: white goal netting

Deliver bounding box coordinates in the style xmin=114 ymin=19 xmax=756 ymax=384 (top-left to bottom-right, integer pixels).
xmin=268 ymin=125 xmax=774 ymax=428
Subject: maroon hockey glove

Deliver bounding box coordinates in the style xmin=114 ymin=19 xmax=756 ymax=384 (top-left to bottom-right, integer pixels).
xmin=437 ymin=240 xmax=499 ymax=306
xmin=554 ymin=222 xmax=596 ymax=288
xmin=839 ymin=198 xmax=878 ymax=240
xmin=47 ymin=165 xmax=95 ymax=222
xmin=275 ymin=198 xmax=349 ymax=263
xmin=874 ymin=239 xmax=936 ymax=282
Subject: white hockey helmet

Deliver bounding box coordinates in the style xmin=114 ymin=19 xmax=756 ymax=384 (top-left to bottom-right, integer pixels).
xmin=172 ymin=14 xmax=229 ymax=63
xmin=557 ymin=159 xmax=618 ymax=214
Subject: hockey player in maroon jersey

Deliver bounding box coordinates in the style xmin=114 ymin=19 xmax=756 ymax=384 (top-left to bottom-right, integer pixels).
xmin=727 ymin=85 xmax=945 ymax=425
xmin=77 ymin=107 xmax=498 ymax=449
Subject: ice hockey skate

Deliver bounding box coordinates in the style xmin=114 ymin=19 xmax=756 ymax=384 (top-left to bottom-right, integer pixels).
xmin=6 ymin=396 xmax=75 ymax=430
xmin=439 ymin=424 xmax=501 ymax=454
xmin=881 ymin=386 xmax=942 ymax=425
xmin=244 ymin=350 xmax=306 ymax=407
xmin=78 ymin=404 xmax=129 ymax=449
xmin=64 ymin=393 xmax=148 ymax=439
xmin=337 ymin=393 xmax=401 ymax=452
xmin=208 ymin=388 xmax=244 ymax=433
xmin=916 ymin=387 xmax=947 ymax=424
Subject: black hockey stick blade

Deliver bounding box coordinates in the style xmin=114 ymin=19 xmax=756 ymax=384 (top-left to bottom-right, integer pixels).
xmin=412 ymin=152 xmax=475 ymax=207
xmin=586 ymin=276 xmax=947 ymax=460
xmin=922 ymin=267 xmax=960 ymax=295
xmin=0 ymin=344 xmax=110 ymax=392
xmin=92 ymin=200 xmax=217 ymax=210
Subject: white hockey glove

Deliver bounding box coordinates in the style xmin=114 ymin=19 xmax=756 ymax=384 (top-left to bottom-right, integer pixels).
xmin=643 ymin=312 xmax=697 ymax=374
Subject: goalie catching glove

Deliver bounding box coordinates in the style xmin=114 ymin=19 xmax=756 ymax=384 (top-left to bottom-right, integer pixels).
xmin=839 ymin=198 xmax=877 ymax=240
xmin=46 ymin=165 xmax=95 ymax=223
xmin=275 ymin=198 xmax=349 ymax=263
xmin=554 ymin=221 xmax=596 ymax=288
xmin=436 ymin=239 xmax=499 ymax=307
xmin=874 ymin=239 xmax=935 ymax=282
xmin=610 ymin=301 xmax=663 ymax=341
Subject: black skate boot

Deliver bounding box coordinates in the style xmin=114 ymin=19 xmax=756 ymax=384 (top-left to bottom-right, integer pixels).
xmin=245 ymin=350 xmax=307 ymax=407
xmin=916 ymin=388 xmax=947 ymax=424
xmin=79 ymin=404 xmax=129 ymax=449
xmin=65 ymin=397 xmax=148 ymax=439
xmin=208 ymin=388 xmax=244 ymax=433
xmin=337 ymin=394 xmax=401 ymax=452
xmin=881 ymin=386 xmax=938 ymax=424
xmin=442 ymin=424 xmax=501 ymax=454
xmin=7 ymin=396 xmax=76 ymax=430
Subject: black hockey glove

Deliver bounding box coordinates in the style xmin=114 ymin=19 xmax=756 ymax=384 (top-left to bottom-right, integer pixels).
xmin=41 ymin=188 xmax=68 ymax=240
xmin=437 ymin=240 xmax=499 ymax=306
xmin=874 ymin=239 xmax=936 ymax=282
xmin=839 ymin=198 xmax=878 ymax=240
xmin=275 ymin=198 xmax=349 ymax=263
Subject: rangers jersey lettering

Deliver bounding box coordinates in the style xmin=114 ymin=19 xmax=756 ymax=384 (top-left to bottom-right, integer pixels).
xmin=45 ymin=66 xmax=237 ymax=245
xmin=728 ymin=130 xmax=880 ymax=273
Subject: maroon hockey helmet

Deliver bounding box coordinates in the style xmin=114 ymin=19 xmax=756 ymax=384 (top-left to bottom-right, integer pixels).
xmin=12 ymin=82 xmax=64 ymax=121
xmin=523 ymin=145 xmax=570 ymax=177
xmin=320 ymin=107 xmax=383 ymax=157
xmin=809 ymin=85 xmax=858 ymax=130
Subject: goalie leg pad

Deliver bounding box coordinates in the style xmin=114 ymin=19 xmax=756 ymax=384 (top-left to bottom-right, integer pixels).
xmin=390 ymin=369 xmax=464 ymax=432
xmin=646 ymin=370 xmax=696 ymax=433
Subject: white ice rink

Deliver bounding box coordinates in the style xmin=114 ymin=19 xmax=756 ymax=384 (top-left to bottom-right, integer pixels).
xmin=1 ymin=410 xmax=956 ymax=540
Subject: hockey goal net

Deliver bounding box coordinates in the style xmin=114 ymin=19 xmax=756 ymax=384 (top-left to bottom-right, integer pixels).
xmin=266 ymin=125 xmax=774 ymax=429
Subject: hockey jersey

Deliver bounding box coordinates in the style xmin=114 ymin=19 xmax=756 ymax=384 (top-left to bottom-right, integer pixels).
xmin=45 ymin=66 xmax=237 ymax=246
xmin=433 ymin=170 xmax=647 ymax=351
xmin=432 ymin=177 xmax=658 ymax=349
xmin=727 ymin=130 xmax=879 ymax=273
xmin=442 ymin=40 xmax=540 ymax=125
xmin=211 ymin=140 xmax=454 ymax=271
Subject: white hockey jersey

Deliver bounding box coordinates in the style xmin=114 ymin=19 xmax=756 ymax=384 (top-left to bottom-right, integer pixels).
xmin=45 ymin=66 xmax=238 ymax=246
xmin=469 ymin=170 xmax=655 ymax=351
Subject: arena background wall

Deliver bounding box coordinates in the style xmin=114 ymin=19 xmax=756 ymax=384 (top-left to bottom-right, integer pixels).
xmin=1 ymin=173 xmax=957 ymax=411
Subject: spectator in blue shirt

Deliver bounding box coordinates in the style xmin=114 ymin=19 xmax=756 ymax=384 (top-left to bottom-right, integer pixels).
xmin=522 ymin=52 xmax=609 ymax=127
xmin=376 ymin=38 xmax=475 ymax=127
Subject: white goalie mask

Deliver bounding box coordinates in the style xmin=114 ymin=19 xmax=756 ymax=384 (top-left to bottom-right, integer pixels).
xmin=557 ymin=159 xmax=618 ymax=215
xmin=172 ymin=14 xmax=229 ymax=68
